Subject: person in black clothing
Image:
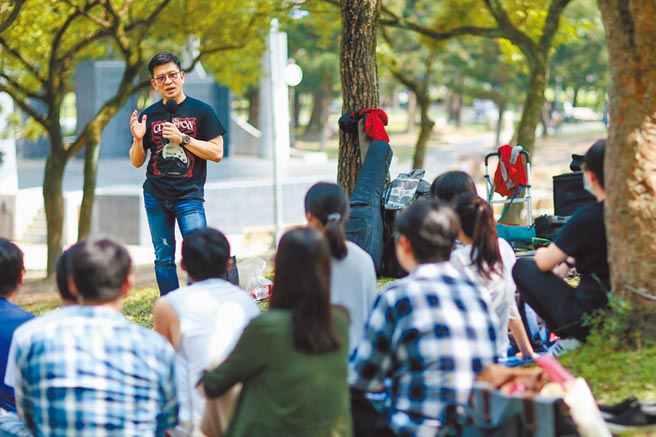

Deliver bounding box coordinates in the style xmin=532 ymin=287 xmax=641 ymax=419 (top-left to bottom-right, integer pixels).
xmin=129 ymin=52 xmax=226 ymax=295
xmin=512 ymin=140 xmax=609 ymax=355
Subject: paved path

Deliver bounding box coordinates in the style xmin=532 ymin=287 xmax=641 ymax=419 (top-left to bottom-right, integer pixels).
xmin=15 ymin=121 xmax=605 ymax=273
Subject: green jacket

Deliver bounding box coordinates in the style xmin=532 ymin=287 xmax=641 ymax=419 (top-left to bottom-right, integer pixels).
xmin=201 ymin=307 xmax=353 ymax=437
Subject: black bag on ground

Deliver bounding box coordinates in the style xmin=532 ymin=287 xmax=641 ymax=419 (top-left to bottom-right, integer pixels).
xmin=533 ymin=215 xmax=570 ymax=242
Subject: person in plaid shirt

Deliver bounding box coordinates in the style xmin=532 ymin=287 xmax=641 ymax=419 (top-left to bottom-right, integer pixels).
xmin=4 ymin=238 xmax=178 ymax=437
xmin=349 ymin=199 xmax=498 ymax=437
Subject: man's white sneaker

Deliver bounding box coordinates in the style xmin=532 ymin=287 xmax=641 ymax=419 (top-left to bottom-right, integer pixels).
xmin=546 ymin=338 xmax=582 ymax=357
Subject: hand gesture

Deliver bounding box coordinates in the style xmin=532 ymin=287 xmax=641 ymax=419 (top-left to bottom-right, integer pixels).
xmin=130 ymin=110 xmax=147 ymax=140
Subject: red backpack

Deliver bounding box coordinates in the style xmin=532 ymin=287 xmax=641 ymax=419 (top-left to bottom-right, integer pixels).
xmin=494 ymin=144 xmax=527 ymax=197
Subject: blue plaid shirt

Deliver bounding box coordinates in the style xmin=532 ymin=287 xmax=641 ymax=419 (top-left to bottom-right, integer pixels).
xmin=349 ymin=262 xmax=498 ymax=437
xmin=8 ymin=305 xmax=178 ymax=437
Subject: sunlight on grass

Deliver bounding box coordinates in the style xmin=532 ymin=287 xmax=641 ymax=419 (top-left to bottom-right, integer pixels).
xmin=122 ymin=287 xmax=160 ymax=328
xmin=20 ymin=298 xmax=61 ymax=315
xmin=18 ymin=281 xmax=656 ymax=406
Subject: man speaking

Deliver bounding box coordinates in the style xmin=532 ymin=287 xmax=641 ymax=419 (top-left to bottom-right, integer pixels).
xmin=129 ymin=52 xmax=225 ymax=295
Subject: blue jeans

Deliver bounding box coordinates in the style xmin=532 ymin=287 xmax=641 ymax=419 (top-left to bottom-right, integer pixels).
xmin=144 ymin=191 xmax=207 ymax=295
xmin=345 ymin=140 xmax=393 ymax=272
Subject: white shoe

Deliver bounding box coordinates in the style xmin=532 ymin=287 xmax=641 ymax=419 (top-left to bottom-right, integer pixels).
xmin=546 ymin=338 xmax=582 ymax=357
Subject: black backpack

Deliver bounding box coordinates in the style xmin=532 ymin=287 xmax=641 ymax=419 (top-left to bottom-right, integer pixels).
xmin=379 ymin=169 xmax=431 ymax=278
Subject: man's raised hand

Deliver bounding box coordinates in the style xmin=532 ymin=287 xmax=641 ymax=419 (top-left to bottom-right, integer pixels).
xmin=130 ymin=110 xmax=147 ymax=140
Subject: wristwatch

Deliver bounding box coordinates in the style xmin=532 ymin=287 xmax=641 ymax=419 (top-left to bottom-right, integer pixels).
xmin=181 ymin=135 xmax=191 ymax=147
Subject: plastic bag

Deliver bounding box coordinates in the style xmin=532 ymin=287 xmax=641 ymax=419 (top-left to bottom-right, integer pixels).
xmin=237 ymin=257 xmax=272 ymax=301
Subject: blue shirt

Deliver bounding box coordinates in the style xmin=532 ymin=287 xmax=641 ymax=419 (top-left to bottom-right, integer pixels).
xmin=349 ymin=262 xmax=498 ymax=437
xmin=8 ymin=305 xmax=178 ymax=436
xmin=0 ymin=297 xmax=34 ymax=412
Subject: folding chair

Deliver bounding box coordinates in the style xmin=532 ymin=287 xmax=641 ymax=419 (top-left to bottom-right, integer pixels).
xmin=484 ymin=145 xmax=533 ymax=226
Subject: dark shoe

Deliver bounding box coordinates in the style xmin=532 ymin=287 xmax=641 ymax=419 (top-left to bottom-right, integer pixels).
xmin=605 ymin=403 xmax=656 ymax=434
xmin=598 ymin=396 xmax=638 ymax=418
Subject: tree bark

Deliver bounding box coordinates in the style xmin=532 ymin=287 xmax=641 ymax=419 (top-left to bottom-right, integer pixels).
xmin=43 ymin=149 xmax=66 ymax=276
xmin=78 ymin=137 xmax=100 ymax=240
xmin=339 ymin=0 xmax=381 ymax=194
xmin=407 ymin=91 xmax=416 ymax=133
xmin=515 ymin=60 xmax=547 ymax=157
xmin=412 ymin=99 xmax=434 ymax=170
xmin=598 ymin=0 xmax=656 ymax=315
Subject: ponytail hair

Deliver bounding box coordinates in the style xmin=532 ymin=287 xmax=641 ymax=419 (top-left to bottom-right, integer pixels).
xmin=304 ymin=182 xmax=349 ymax=260
xmin=452 ymin=193 xmax=502 ymax=280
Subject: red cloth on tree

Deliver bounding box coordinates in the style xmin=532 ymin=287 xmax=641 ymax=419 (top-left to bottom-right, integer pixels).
xmin=359 ymin=108 xmax=389 ymax=142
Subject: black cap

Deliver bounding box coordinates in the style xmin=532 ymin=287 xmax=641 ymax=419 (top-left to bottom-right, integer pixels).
xmin=583 ymin=139 xmax=606 ymax=188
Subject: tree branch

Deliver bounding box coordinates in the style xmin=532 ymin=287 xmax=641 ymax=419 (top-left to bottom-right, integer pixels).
xmin=539 ymin=0 xmax=573 ymax=52
xmin=0 ymin=36 xmax=45 ymax=84
xmin=482 ymin=0 xmax=539 ymax=61
xmin=0 ymin=0 xmax=27 ymax=33
xmin=0 ymin=84 xmax=47 ymax=127
xmin=380 ymin=6 xmax=504 ymax=41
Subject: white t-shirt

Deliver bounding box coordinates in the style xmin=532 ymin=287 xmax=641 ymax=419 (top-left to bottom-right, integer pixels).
xmin=450 ymin=238 xmax=519 ymax=358
xmin=330 ymin=241 xmax=378 ymax=355
xmin=164 ymin=278 xmax=260 ymax=434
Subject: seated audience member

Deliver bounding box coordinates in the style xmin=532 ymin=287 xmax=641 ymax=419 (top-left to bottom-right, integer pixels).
xmin=430 ymin=170 xmax=478 ymax=202
xmin=305 ymin=182 xmax=377 ymax=354
xmin=0 ymin=240 xmax=34 ymax=415
xmin=513 ymin=140 xmax=609 ymax=356
xmin=152 ymin=227 xmax=260 ymax=436
xmin=5 ymin=237 xmax=178 ymax=436
xmin=451 ymin=193 xmax=536 ymax=360
xmin=200 ymin=227 xmax=352 ymax=436
xmin=349 ymin=199 xmax=498 ymax=436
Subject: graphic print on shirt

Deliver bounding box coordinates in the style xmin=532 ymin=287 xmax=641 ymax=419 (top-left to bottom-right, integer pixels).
xmin=151 ymin=117 xmax=197 ymax=177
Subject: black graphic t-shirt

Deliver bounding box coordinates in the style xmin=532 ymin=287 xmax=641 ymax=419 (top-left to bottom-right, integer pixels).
xmin=140 ymin=96 xmax=225 ymax=201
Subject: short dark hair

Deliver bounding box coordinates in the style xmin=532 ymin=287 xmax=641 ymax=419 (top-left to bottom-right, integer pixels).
xmin=182 ymin=228 xmax=231 ymax=281
xmin=148 ymin=52 xmax=181 ymax=77
xmin=0 ymin=238 xmax=24 ymax=297
xmin=304 ymin=182 xmax=349 ymax=260
xmin=55 ymin=243 xmax=82 ymax=302
xmin=394 ymin=198 xmax=460 ymax=263
xmin=71 ymin=238 xmax=132 ymax=303
xmin=431 ymin=170 xmax=478 ymax=202
xmin=582 ymin=139 xmax=606 ymax=188
xmin=269 ymin=227 xmax=340 ymax=354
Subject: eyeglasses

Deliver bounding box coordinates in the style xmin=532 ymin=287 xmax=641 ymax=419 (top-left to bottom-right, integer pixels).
xmin=153 ymin=71 xmax=181 ymax=84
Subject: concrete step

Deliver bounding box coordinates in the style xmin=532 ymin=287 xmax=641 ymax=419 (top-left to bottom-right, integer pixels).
xmin=21 ymin=207 xmax=47 ymax=244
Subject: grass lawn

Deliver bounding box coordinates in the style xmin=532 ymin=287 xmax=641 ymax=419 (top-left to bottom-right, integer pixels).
xmin=20 ymin=282 xmax=656 ymax=406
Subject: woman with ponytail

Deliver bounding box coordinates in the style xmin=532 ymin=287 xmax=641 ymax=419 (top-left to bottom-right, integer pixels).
xmin=305 ymin=182 xmax=377 ymax=354
xmin=450 ymin=193 xmax=536 ymax=360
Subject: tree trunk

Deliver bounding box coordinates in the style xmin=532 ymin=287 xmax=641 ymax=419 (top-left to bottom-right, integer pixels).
xmin=515 ymin=61 xmax=547 ymax=157
xmin=412 ymin=96 xmax=434 ymax=169
xmin=43 ymin=150 xmax=66 ymax=277
xmin=339 ymin=0 xmax=381 ymax=194
xmin=407 ymin=91 xmax=416 ymax=133
xmin=495 ymin=100 xmax=506 ymax=148
xmin=78 ymin=138 xmax=100 ymax=240
xmin=247 ymin=87 xmax=259 ymax=127
xmin=501 ymin=60 xmax=548 ymax=225
xmin=598 ymin=0 xmax=656 ymax=318
xmin=304 ymin=92 xmax=327 ymax=137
